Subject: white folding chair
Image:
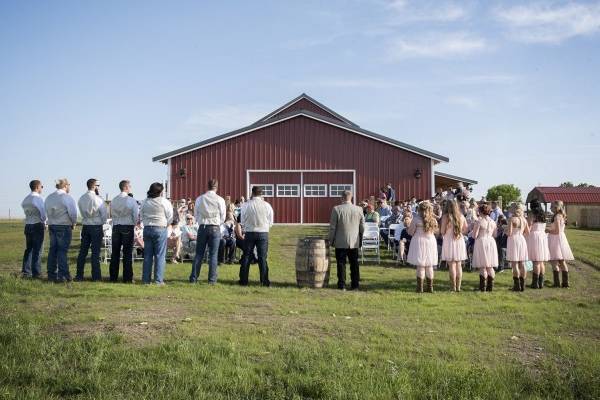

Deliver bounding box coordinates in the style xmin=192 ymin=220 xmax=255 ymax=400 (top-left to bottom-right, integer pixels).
xmin=387 ymin=223 xmax=401 ymax=251
xmin=361 ymin=222 xmax=381 ymax=264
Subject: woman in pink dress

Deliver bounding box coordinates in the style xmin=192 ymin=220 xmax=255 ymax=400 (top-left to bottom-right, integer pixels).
xmin=472 ymin=203 xmax=498 ymax=292
xmin=507 ymin=203 xmax=530 ymax=291
xmin=527 ymin=202 xmax=550 ymax=289
xmin=546 ymin=200 xmax=574 ymax=288
xmin=440 ymin=200 xmax=468 ymax=292
xmin=407 ymin=201 xmax=439 ymax=293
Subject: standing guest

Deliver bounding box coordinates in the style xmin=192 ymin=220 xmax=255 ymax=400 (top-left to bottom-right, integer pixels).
xmin=109 ymin=180 xmax=139 ymax=283
xmin=176 ymin=199 xmax=188 ymax=225
xmin=507 ymin=203 xmax=530 ymax=292
xmin=21 ymin=180 xmax=47 ymax=278
xmin=432 ymin=200 xmax=443 ymax=222
xmin=140 ymin=182 xmax=173 ymax=285
xmin=409 ymin=197 xmax=418 ymax=214
xmin=190 ymin=179 xmax=226 ymax=284
xmin=45 ymin=178 xmax=78 ymax=282
xmin=76 ymin=179 xmax=108 ymax=281
xmin=218 ymin=212 xmax=236 ymax=264
xmin=378 ymin=187 xmax=387 ymax=201
xmin=527 ymin=201 xmax=550 ymax=289
xmin=328 ymin=190 xmax=365 ymax=290
xmin=490 ymin=201 xmax=503 ymax=222
xmin=386 ymin=183 xmax=396 ymax=203
xmin=440 ymin=200 xmax=468 ymax=292
xmin=167 ymin=221 xmax=182 ymax=263
xmin=471 ymin=204 xmax=498 ymax=292
xmin=239 ymin=186 xmax=274 ymax=286
xmin=364 ymin=204 xmax=380 ymax=225
xmin=170 ymin=200 xmax=180 ymax=227
xmin=407 ymin=202 xmax=438 ymax=293
xmin=495 ymin=215 xmax=508 ymax=270
xmin=134 ymin=222 xmax=144 ymax=255
xmin=181 ymin=215 xmax=198 ymax=259
xmin=546 ymin=200 xmax=574 ymax=288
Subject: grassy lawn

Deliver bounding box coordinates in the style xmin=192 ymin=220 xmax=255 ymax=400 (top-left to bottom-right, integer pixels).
xmin=0 ymin=220 xmax=599 ymax=399
xmin=566 ymin=228 xmax=600 ymax=268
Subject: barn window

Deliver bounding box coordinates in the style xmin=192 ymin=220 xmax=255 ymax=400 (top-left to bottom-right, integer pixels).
xmin=276 ymin=184 xmax=300 ymax=197
xmin=304 ymin=184 xmax=327 ymax=197
xmin=251 ymin=184 xmax=273 ymax=197
xmin=329 ymin=184 xmax=353 ymax=197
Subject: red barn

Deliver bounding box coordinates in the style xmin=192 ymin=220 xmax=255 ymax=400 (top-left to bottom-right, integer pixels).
xmin=153 ymin=93 xmax=475 ymax=223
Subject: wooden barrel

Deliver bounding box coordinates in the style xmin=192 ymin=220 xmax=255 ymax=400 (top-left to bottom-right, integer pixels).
xmin=295 ymin=237 xmax=330 ymax=288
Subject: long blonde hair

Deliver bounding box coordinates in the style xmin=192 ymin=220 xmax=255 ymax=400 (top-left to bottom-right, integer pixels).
xmin=510 ymin=203 xmax=525 ymax=227
xmin=443 ymin=200 xmax=462 ymax=239
xmin=418 ymin=201 xmax=438 ymax=234
xmin=552 ymin=200 xmax=567 ymax=222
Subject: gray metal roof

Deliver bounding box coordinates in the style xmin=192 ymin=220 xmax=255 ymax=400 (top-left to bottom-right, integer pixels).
xmin=153 ymin=106 xmax=449 ymax=163
xmin=434 ymin=171 xmax=478 ymax=185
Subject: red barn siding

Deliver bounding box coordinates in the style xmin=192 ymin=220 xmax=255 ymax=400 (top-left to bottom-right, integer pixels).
xmin=169 ymin=115 xmax=433 ymax=223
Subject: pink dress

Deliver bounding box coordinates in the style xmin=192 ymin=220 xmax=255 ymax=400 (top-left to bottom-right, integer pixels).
xmin=472 ymin=216 xmax=498 ymax=268
xmin=506 ymin=217 xmax=528 ymax=262
xmin=407 ymin=216 xmax=438 ymax=266
xmin=548 ymin=217 xmax=574 ymax=261
xmin=528 ymin=222 xmax=550 ymax=262
xmin=441 ymin=216 xmax=467 ymax=261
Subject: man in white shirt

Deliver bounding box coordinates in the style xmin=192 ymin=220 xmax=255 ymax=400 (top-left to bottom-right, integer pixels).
xmin=109 ymin=180 xmax=139 ymax=283
xmin=490 ymin=201 xmax=504 ymax=222
xmin=45 ymin=178 xmax=78 ymax=282
xmin=21 ymin=179 xmax=47 ymax=278
xmin=239 ymin=185 xmax=274 ymax=286
xmin=190 ymin=178 xmax=226 ymax=284
xmin=76 ymin=178 xmax=108 ymax=281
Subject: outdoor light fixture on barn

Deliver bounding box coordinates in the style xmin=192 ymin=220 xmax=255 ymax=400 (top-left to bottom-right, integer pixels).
xmin=153 ymin=93 xmax=477 ymax=223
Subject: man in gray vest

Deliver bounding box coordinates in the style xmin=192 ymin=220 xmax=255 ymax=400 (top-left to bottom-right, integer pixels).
xmin=21 ymin=179 xmax=47 ymax=278
xmin=328 ymin=190 xmax=365 ymax=290
xmin=76 ymin=178 xmax=107 ymax=281
xmin=109 ymin=180 xmax=139 ymax=283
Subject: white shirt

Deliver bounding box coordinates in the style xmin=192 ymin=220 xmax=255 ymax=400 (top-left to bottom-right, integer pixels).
xmin=194 ymin=190 xmax=226 ymax=226
xmin=140 ymin=197 xmax=173 ymax=227
xmin=111 ymin=192 xmax=139 ymax=226
xmin=78 ymin=190 xmax=108 ymax=225
xmin=167 ymin=224 xmax=182 ymax=239
xmin=45 ymin=189 xmax=78 ymax=226
xmin=241 ymin=197 xmax=274 ymax=233
xmin=22 ymin=192 xmax=46 ymax=224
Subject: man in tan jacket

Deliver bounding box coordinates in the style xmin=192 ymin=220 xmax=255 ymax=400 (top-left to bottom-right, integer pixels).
xmin=328 ymin=190 xmax=365 ymax=290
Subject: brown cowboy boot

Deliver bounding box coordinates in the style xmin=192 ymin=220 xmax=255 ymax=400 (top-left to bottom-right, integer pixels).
xmin=425 ymin=277 xmax=434 ymax=293
xmin=538 ymin=274 xmax=544 ymax=289
xmin=553 ymin=270 xmax=560 ymax=287
xmin=530 ymin=273 xmax=539 ymax=289
xmin=561 ymin=271 xmax=570 ymax=288
xmin=486 ymin=276 xmax=494 ymax=292
xmin=519 ymin=277 xmax=525 ymax=292
xmin=512 ymin=277 xmax=520 ymax=291
xmin=479 ymin=275 xmax=486 ymax=292
xmin=416 ymin=277 xmax=424 ymax=293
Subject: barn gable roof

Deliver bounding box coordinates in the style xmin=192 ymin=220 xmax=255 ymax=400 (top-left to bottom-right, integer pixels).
xmin=153 ymin=96 xmax=449 ymax=163
xmin=526 ymin=186 xmax=600 ymax=204
xmin=256 ymin=93 xmax=360 ymax=128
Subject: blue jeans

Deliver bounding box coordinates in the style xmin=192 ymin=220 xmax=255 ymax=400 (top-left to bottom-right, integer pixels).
xmin=47 ymin=225 xmax=73 ymax=282
xmin=22 ymin=223 xmax=45 ymax=277
xmin=240 ymin=232 xmax=270 ymax=286
xmin=76 ymin=225 xmax=104 ymax=281
xmin=142 ymin=226 xmax=167 ymax=284
xmin=190 ymin=225 xmax=221 ymax=283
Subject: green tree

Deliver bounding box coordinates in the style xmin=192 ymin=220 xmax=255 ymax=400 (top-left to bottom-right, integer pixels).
xmin=486 ymin=184 xmax=522 ymax=205
xmin=576 ymin=182 xmax=595 ymax=187
xmin=559 ymin=181 xmax=574 ymax=187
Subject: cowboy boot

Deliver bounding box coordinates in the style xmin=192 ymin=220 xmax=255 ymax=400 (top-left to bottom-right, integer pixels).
xmin=561 ymin=271 xmax=570 ymax=288
xmin=519 ymin=277 xmax=525 ymax=291
xmin=538 ymin=274 xmax=544 ymax=289
xmin=479 ymin=275 xmax=486 ymax=292
xmin=512 ymin=277 xmax=520 ymax=291
xmin=425 ymin=277 xmax=434 ymax=293
xmin=486 ymin=276 xmax=494 ymax=292
xmin=553 ymin=270 xmax=560 ymax=287
xmin=416 ymin=277 xmax=424 ymax=293
xmin=530 ymin=273 xmax=539 ymax=289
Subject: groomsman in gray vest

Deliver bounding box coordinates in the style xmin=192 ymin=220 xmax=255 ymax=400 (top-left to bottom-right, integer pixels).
xmin=76 ymin=178 xmax=107 ymax=281
xmin=21 ymin=179 xmax=47 ymax=278
xmin=328 ymin=190 xmax=365 ymax=290
xmin=109 ymin=180 xmax=139 ymax=283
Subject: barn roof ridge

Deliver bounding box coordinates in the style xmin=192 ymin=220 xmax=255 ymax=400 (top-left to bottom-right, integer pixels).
xmin=152 ymin=108 xmax=449 ymax=163
xmin=434 ymin=171 xmax=478 ymax=185
xmin=526 ymin=186 xmax=600 ymax=204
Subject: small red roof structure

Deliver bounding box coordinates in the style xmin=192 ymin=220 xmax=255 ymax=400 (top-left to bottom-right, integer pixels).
xmin=526 ymin=186 xmax=600 ymax=204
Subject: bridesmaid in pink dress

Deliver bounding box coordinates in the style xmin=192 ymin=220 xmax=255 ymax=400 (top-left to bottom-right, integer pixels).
xmin=440 ymin=200 xmax=468 ymax=292
xmin=546 ymin=200 xmax=574 ymax=288
xmin=527 ymin=202 xmax=550 ymax=289
xmin=507 ymin=203 xmax=530 ymax=291
xmin=471 ymin=203 xmax=498 ymax=292
xmin=407 ymin=201 xmax=439 ymax=293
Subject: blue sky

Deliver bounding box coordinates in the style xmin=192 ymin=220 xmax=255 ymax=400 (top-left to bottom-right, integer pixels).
xmin=1 ymin=0 xmax=599 ymax=216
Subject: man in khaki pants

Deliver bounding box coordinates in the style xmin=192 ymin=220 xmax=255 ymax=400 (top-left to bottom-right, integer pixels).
xmin=328 ymin=190 xmax=365 ymax=290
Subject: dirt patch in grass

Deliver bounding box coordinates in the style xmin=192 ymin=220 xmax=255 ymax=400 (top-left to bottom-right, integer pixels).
xmin=506 ymin=334 xmax=547 ymax=377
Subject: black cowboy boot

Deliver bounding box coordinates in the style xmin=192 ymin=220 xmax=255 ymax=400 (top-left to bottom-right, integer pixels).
xmin=512 ymin=277 xmax=520 ymax=291
xmin=538 ymin=274 xmax=544 ymax=289
xmin=425 ymin=277 xmax=434 ymax=293
xmin=486 ymin=276 xmax=494 ymax=292
xmin=553 ymin=270 xmax=560 ymax=287
xmin=561 ymin=271 xmax=570 ymax=288
xmin=530 ymin=273 xmax=539 ymax=289
xmin=519 ymin=277 xmax=525 ymax=292
xmin=479 ymin=275 xmax=486 ymax=292
xmin=416 ymin=277 xmax=423 ymax=293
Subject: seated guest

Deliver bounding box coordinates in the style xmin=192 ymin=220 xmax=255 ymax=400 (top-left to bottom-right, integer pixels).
xmin=376 ymin=199 xmax=392 ymax=218
xmin=394 ymin=216 xmax=413 ymax=262
xmin=495 ymin=215 xmax=508 ymax=270
xmin=380 ymin=206 xmax=402 ymax=245
xmin=364 ymin=204 xmax=380 ymax=224
xmin=181 ymin=215 xmax=198 ymax=259
xmin=378 ymin=187 xmax=387 ymax=201
xmin=218 ymin=213 xmax=236 ymax=264
xmin=167 ymin=221 xmax=182 ymax=263
xmin=234 ymin=215 xmax=257 ymax=264
xmin=134 ymin=222 xmax=144 ymax=256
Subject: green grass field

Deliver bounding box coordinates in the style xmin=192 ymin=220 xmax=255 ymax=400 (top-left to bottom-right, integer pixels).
xmin=0 ymin=221 xmax=599 ymax=399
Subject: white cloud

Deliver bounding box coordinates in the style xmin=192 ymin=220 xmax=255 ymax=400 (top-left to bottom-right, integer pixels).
xmin=386 ymin=0 xmax=469 ymax=23
xmin=445 ymin=95 xmax=479 ymax=109
xmin=386 ymin=32 xmax=487 ymax=59
xmin=494 ymin=2 xmax=600 ymax=44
